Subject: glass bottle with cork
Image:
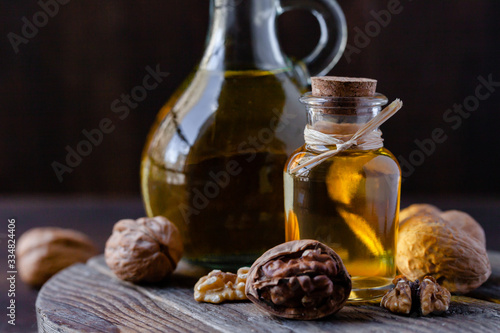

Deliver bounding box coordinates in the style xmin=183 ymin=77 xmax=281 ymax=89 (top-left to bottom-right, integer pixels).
xmin=284 ymin=76 xmax=402 ymax=301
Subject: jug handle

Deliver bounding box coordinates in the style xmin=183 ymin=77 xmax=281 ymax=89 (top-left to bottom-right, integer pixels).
xmin=278 ymin=0 xmax=347 ymax=78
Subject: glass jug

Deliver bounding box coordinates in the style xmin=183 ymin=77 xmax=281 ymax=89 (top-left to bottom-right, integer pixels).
xmin=141 ymin=0 xmax=347 ymax=269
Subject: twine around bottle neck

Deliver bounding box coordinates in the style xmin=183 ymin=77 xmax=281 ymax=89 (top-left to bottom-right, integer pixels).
xmin=289 ymin=99 xmax=403 ymax=175
xmin=304 ymin=126 xmax=384 ymax=151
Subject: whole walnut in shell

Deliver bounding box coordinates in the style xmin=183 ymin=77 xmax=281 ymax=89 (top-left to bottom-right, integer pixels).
xmin=396 ymin=206 xmax=490 ymax=293
xmin=105 ymin=216 xmax=183 ymax=283
xmin=18 ymin=227 xmax=98 ymax=288
xmin=440 ymin=210 xmax=486 ymax=245
xmin=399 ymin=203 xmax=441 ymax=226
xmin=400 ymin=204 xmax=486 ymax=245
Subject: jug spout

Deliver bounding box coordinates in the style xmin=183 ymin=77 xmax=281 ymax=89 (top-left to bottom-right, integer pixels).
xmin=202 ymin=0 xmax=289 ymax=71
xmin=202 ymin=0 xmax=347 ymax=79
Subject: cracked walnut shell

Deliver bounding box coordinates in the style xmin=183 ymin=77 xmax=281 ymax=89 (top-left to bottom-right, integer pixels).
xmin=105 ymin=216 xmax=183 ymax=283
xmin=396 ymin=208 xmax=490 ymax=293
xmin=18 ymin=227 xmax=98 ymax=288
xmin=194 ymin=267 xmax=249 ymax=303
xmin=245 ymin=240 xmax=351 ymax=320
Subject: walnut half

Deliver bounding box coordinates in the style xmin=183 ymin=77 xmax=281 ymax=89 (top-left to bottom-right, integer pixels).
xmin=194 ymin=267 xmax=249 ymax=303
xmin=380 ymin=275 xmax=414 ymax=315
xmin=419 ymin=276 xmax=451 ymax=315
xmin=381 ymin=275 xmax=451 ymax=316
xmin=245 ymin=240 xmax=351 ymax=320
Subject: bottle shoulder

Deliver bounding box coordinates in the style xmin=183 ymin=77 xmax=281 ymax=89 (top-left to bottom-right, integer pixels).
xmin=145 ymin=69 xmax=308 ymax=167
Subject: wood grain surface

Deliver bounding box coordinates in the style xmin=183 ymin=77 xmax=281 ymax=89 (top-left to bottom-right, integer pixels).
xmin=36 ymin=253 xmax=500 ymax=333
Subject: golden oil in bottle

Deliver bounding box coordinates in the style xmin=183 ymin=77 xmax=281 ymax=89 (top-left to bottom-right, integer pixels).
xmin=285 ymin=148 xmax=400 ymax=301
xmin=141 ymin=68 xmax=306 ymax=270
xmin=284 ymin=77 xmax=401 ymax=301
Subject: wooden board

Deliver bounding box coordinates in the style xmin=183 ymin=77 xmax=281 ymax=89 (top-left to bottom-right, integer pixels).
xmin=36 ymin=253 xmax=500 ymax=333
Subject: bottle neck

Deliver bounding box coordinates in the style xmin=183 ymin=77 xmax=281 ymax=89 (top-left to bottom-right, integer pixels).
xmin=200 ymin=0 xmax=289 ymax=71
xmin=299 ymin=93 xmax=388 ymax=151
xmin=305 ymin=109 xmax=385 ymax=153
xmin=308 ymin=109 xmax=381 ymax=134
xmin=300 ymin=93 xmax=388 ymax=134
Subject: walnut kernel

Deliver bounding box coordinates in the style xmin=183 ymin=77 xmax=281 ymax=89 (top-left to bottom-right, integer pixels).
xmin=105 ymin=216 xmax=183 ymax=283
xmin=18 ymin=227 xmax=98 ymax=287
xmin=380 ymin=275 xmax=414 ymax=315
xmin=194 ymin=267 xmax=249 ymax=303
xmin=419 ymin=276 xmax=451 ymax=315
xmin=381 ymin=275 xmax=451 ymax=316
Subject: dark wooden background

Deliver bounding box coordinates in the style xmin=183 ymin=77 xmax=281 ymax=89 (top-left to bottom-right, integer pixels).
xmin=1 ymin=0 xmax=499 ymax=195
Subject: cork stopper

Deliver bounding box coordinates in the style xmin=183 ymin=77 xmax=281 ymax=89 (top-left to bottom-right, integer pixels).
xmin=311 ymin=76 xmax=377 ymax=97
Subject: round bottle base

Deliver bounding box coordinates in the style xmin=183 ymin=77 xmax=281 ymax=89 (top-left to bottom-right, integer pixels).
xmin=348 ymin=276 xmax=393 ymax=302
